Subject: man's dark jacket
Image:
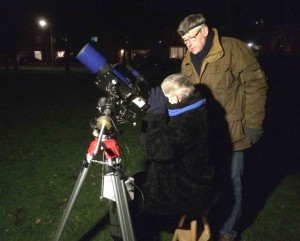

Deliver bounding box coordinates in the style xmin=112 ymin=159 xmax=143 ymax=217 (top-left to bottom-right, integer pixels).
xmin=139 ymin=93 xmax=214 ymax=215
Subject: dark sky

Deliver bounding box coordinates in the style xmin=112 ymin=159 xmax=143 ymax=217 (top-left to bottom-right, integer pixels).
xmin=1 ymin=0 xmax=300 ymax=48
xmin=2 ymin=0 xmax=300 ymax=31
xmin=2 ymin=0 xmax=208 ymax=36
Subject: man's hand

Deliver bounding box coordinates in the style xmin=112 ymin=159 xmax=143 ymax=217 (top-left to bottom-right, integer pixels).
xmin=245 ymin=127 xmax=264 ymax=144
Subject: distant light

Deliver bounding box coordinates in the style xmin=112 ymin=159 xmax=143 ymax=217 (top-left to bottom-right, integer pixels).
xmin=91 ymin=36 xmax=98 ymax=42
xmin=39 ymin=19 xmax=47 ymax=28
xmin=260 ymin=19 xmax=264 ymax=25
xmin=247 ymin=42 xmax=253 ymax=47
xmin=57 ymin=51 xmax=65 ymax=58
xmin=255 ymin=19 xmax=264 ymax=25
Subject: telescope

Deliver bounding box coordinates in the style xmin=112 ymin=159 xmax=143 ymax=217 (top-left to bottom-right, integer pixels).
xmin=77 ymin=43 xmax=148 ymax=125
xmin=54 ymin=44 xmax=146 ymax=241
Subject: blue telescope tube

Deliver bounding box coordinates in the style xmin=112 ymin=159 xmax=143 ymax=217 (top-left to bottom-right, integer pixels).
xmin=126 ymin=64 xmax=140 ymax=79
xmin=77 ymin=43 xmax=133 ymax=88
xmin=76 ymin=43 xmax=106 ymax=74
xmin=112 ymin=69 xmax=133 ymax=88
xmin=126 ymin=63 xmax=147 ymax=84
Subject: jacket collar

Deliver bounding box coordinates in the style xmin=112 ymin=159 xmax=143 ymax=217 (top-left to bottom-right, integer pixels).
xmin=168 ymin=98 xmax=206 ymax=117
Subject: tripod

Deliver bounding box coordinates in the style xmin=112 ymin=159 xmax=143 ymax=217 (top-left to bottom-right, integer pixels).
xmin=54 ymin=115 xmax=136 ymax=241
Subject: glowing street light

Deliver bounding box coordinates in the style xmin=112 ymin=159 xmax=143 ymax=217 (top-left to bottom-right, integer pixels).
xmin=38 ymin=19 xmax=54 ymax=64
xmin=39 ymin=19 xmax=47 ymax=28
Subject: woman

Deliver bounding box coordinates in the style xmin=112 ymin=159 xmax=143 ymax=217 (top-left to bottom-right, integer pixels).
xmin=138 ymin=73 xmax=215 ymax=216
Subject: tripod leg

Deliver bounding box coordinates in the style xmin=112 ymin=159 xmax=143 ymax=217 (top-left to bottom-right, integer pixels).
xmin=109 ymin=202 xmax=123 ymax=240
xmin=111 ymin=173 xmax=135 ymax=241
xmin=54 ymin=160 xmax=91 ymax=241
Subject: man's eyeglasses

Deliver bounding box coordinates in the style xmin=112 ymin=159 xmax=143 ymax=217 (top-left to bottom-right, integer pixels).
xmin=181 ymin=26 xmax=204 ymax=44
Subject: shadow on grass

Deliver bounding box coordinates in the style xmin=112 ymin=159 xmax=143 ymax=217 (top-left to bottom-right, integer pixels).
xmin=78 ymin=212 xmax=110 ymax=241
xmin=237 ymin=54 xmax=300 ymax=237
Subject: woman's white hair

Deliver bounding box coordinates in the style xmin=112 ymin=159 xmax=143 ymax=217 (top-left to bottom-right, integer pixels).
xmin=161 ymin=74 xmax=195 ymax=100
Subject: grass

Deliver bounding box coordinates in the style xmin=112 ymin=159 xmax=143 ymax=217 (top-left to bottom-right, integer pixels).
xmin=0 ymin=69 xmax=299 ymax=241
xmin=241 ymin=175 xmax=300 ymax=241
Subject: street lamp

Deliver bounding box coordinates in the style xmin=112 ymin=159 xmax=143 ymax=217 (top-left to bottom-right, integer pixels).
xmin=38 ymin=19 xmax=54 ymax=64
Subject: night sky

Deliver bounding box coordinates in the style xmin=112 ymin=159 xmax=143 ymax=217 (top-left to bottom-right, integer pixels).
xmin=1 ymin=0 xmax=300 ymax=49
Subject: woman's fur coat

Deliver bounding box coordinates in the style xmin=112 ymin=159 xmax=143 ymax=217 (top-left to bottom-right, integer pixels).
xmin=139 ymin=92 xmax=215 ymax=215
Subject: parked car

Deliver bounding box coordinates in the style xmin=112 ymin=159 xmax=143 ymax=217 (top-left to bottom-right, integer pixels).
xmin=55 ymin=56 xmax=79 ymax=65
xmin=19 ymin=56 xmax=42 ymax=65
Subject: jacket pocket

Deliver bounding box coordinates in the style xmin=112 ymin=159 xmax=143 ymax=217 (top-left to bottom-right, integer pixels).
xmin=205 ymin=63 xmax=235 ymax=89
xmin=228 ymin=120 xmax=245 ymax=144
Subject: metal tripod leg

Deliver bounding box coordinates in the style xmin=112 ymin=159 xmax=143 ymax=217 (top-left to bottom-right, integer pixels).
xmin=54 ymin=118 xmax=135 ymax=241
xmin=54 ymin=160 xmax=91 ymax=241
xmin=111 ymin=172 xmax=135 ymax=241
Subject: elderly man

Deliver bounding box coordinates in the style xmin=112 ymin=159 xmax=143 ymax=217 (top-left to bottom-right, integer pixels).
xmin=177 ymin=13 xmax=268 ymax=241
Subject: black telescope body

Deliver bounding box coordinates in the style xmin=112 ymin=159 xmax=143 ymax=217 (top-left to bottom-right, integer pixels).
xmin=76 ymin=43 xmax=148 ymax=124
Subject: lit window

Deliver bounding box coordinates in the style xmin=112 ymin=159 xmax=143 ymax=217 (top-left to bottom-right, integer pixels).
xmin=169 ymin=47 xmax=185 ymax=59
xmin=57 ymin=51 xmax=65 ymax=58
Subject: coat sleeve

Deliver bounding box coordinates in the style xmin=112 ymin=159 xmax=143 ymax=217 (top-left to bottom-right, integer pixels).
xmin=140 ymin=113 xmax=201 ymax=162
xmin=233 ymin=40 xmax=268 ymax=128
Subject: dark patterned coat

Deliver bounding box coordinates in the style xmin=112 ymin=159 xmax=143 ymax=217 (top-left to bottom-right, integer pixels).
xmin=139 ymin=93 xmax=215 ymax=215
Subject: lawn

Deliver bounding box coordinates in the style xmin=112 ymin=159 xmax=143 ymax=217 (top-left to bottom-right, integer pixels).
xmin=0 ymin=68 xmax=299 ymax=241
